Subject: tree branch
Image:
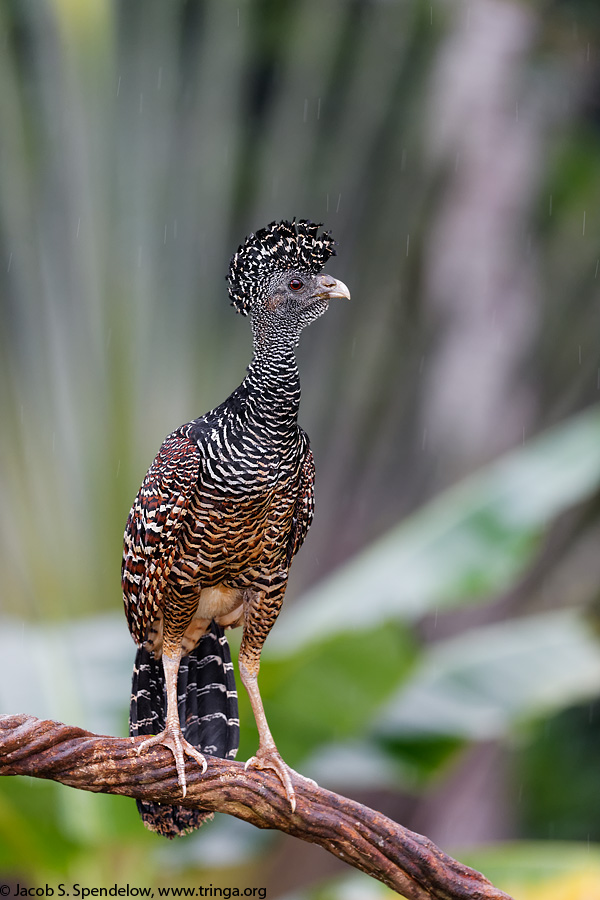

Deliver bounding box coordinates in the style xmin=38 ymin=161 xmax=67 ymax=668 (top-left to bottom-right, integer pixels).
xmin=0 ymin=714 xmax=512 ymax=900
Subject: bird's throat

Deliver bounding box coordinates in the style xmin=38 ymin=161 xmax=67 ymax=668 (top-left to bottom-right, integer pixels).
xmin=245 ymin=335 xmax=302 ymax=428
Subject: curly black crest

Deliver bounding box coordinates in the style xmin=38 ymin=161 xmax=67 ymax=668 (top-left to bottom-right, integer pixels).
xmin=227 ymin=219 xmax=337 ymax=315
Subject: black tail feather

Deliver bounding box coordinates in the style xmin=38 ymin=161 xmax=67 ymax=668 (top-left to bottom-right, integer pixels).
xmin=130 ymin=620 xmax=239 ymax=837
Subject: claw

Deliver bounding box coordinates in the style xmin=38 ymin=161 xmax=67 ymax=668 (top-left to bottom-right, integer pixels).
xmin=137 ymin=725 xmax=207 ymax=797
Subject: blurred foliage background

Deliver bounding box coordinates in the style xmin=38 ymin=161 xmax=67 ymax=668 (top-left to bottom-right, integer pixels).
xmin=2 ymin=0 xmax=600 ymax=897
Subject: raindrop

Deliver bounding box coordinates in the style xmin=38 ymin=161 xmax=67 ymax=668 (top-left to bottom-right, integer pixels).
xmin=303 ymin=98 xmax=308 ymax=123
xmin=116 ymin=75 xmax=121 ymax=97
xmin=76 ymin=217 xmax=81 ymax=239
xmin=157 ymin=67 xmax=163 ymax=91
xmin=236 ymin=7 xmax=240 ymax=27
xmin=317 ymin=97 xmax=321 ymax=120
xmin=421 ymin=427 xmax=427 ymax=449
xmin=401 ymin=147 xmax=407 ymax=172
xmin=139 ymin=92 xmax=144 ymax=115
xmin=336 ymin=193 xmax=341 ymax=213
xmin=164 ymin=224 xmax=168 ymax=245
xmin=582 ymin=210 xmax=586 ymax=236
xmin=548 ymin=194 xmax=553 ymax=216
xmin=116 ymin=459 xmax=121 ymax=478
xmin=595 ymin=259 xmax=599 ymax=279
xmin=7 ymin=251 xmax=12 ymax=273
xmin=326 ymin=193 xmax=329 ymax=212
xmin=406 ymin=234 xmax=410 ymax=256
xmin=578 ymin=345 xmax=582 ymax=365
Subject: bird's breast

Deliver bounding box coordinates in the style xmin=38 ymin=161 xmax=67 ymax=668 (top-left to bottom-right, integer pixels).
xmin=195 ymin=583 xmax=244 ymax=625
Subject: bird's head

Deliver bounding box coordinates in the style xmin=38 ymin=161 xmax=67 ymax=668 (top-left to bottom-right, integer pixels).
xmin=227 ymin=220 xmax=350 ymax=341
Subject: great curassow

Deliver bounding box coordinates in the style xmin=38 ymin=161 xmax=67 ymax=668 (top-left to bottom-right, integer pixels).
xmin=122 ymin=220 xmax=350 ymax=836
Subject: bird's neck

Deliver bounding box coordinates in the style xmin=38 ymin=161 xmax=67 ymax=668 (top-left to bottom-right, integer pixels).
xmin=244 ymin=322 xmax=301 ymax=427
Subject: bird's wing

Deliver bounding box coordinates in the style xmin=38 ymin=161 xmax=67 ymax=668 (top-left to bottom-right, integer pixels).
xmin=122 ymin=428 xmax=200 ymax=646
xmin=286 ymin=440 xmax=315 ymax=568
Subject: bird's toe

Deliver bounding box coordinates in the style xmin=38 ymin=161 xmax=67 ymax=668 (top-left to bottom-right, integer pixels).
xmin=292 ymin=769 xmax=318 ymax=789
xmin=135 ymin=726 xmax=207 ymax=797
xmin=183 ymin=741 xmax=208 ymax=775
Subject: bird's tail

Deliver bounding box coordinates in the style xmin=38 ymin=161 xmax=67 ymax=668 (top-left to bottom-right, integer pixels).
xmin=129 ymin=620 xmax=239 ymax=838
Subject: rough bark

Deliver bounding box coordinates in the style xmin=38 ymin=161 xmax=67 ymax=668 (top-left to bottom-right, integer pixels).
xmin=0 ymin=714 xmax=513 ymax=900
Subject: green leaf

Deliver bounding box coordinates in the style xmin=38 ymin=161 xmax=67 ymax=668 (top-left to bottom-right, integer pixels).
xmin=374 ymin=611 xmax=600 ymax=740
xmin=0 ymin=779 xmax=76 ymax=876
xmin=271 ymin=407 xmax=600 ymax=654
xmin=517 ymin=701 xmax=600 ymax=842
xmin=304 ymin=733 xmax=465 ymax=789
xmin=374 ymin=733 xmax=466 ymax=783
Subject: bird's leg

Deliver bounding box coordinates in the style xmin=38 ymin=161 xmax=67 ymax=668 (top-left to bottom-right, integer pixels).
xmin=239 ymin=587 xmax=314 ymax=812
xmin=238 ymin=654 xmax=297 ymax=804
xmin=136 ymin=649 xmax=207 ymax=796
xmin=136 ymin=598 xmax=208 ymax=797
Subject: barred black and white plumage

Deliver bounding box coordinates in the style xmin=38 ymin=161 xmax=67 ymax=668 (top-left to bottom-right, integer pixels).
xmin=122 ymin=219 xmax=350 ymax=836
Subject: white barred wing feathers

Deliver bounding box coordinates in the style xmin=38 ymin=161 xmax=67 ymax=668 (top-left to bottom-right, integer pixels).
xmin=122 ymin=429 xmax=200 ymax=647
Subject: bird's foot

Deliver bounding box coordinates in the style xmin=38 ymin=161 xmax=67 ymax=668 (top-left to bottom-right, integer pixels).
xmin=137 ymin=725 xmax=207 ymax=798
xmin=245 ymin=749 xmax=316 ymax=812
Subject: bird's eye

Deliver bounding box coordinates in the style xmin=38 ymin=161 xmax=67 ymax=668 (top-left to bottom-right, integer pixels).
xmin=288 ymin=278 xmax=303 ymax=291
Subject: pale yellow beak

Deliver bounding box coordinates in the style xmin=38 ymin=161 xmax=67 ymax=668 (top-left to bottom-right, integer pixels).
xmin=315 ymin=274 xmax=351 ymax=301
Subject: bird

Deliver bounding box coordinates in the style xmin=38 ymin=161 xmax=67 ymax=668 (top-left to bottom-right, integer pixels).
xmin=122 ymin=219 xmax=350 ymax=837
